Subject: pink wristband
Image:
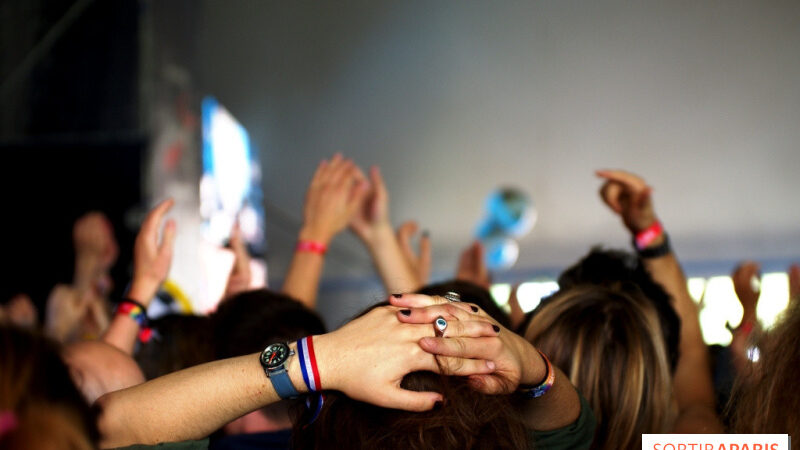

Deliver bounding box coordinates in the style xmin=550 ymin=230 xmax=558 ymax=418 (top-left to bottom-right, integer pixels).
xmin=634 ymin=221 xmax=664 ymax=250
xmin=296 ymin=240 xmax=327 ymax=255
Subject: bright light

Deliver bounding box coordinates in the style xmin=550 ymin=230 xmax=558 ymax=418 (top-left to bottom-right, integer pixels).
xmin=687 ymin=277 xmax=706 ymax=303
xmin=516 ymin=281 xmax=560 ymax=313
xmin=490 ymin=284 xmax=512 ymax=308
xmin=698 ymin=276 xmax=742 ymax=345
xmin=757 ymin=272 xmax=790 ymax=329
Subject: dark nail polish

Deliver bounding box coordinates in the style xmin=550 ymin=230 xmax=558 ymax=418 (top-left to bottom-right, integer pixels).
xmin=433 ymin=401 xmax=443 ymax=410
xmin=492 ymin=325 xmax=500 ymax=333
xmin=400 ymin=309 xmax=411 ymax=316
xmin=471 ymin=306 xmax=479 ymax=312
xmin=422 ymin=230 xmax=430 ymax=238
xmin=391 ymin=293 xmax=403 ymax=298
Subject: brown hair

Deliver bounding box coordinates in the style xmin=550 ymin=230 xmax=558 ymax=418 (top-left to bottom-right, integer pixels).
xmin=292 ymin=370 xmax=530 ymax=450
xmin=728 ymin=300 xmax=800 ymax=447
xmin=0 ymin=325 xmax=98 ymax=449
xmin=524 ymin=286 xmax=673 ymax=449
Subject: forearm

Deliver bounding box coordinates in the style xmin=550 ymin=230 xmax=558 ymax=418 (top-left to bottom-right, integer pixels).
xmin=281 ymin=227 xmax=328 ymax=309
xmin=640 ymin=239 xmax=720 ymax=427
xmin=364 ymin=225 xmax=422 ymax=294
xmin=97 ymin=350 xmax=303 ymax=447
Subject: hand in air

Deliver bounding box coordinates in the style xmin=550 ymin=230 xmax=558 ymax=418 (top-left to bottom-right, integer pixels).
xmin=349 ymin=165 xmax=391 ymax=244
xmin=397 ymin=221 xmax=432 ymax=285
xmin=596 ymin=169 xmax=658 ymax=234
xmin=129 ymin=199 xmax=177 ymax=304
xmin=302 ymin=154 xmax=369 ymax=244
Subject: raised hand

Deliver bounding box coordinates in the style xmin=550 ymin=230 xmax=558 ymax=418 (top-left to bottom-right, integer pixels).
xmin=732 ymin=261 xmax=761 ymax=319
xmin=349 ymin=165 xmax=391 ymax=244
xmin=397 ymin=221 xmax=431 ymax=285
xmin=596 ymin=169 xmax=657 ymax=234
xmin=389 ymin=294 xmax=545 ymax=395
xmin=128 ymin=199 xmax=177 ymax=304
xmin=223 ymin=223 xmax=252 ymax=299
xmin=301 ymin=154 xmax=369 ymax=245
xmin=455 ymin=241 xmax=490 ymax=290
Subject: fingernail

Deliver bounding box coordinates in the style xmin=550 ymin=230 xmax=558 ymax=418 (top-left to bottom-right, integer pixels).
xmin=422 ymin=230 xmax=429 ymax=238
xmin=391 ymin=293 xmax=403 ymax=298
xmin=492 ymin=325 xmax=500 ymax=333
xmin=399 ymin=309 xmax=411 ymax=316
xmin=471 ymin=306 xmax=479 ymax=312
xmin=486 ymin=361 xmax=496 ymax=370
xmin=433 ymin=400 xmax=443 ymax=410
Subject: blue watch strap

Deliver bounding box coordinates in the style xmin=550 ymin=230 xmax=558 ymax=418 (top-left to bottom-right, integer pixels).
xmin=268 ymin=367 xmax=299 ymax=399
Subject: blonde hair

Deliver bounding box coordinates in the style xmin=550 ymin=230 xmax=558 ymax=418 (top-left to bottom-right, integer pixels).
xmin=524 ymin=286 xmax=673 ymax=449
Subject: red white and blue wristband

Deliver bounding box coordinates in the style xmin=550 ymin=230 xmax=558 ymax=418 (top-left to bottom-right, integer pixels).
xmin=297 ymin=336 xmax=324 ymax=423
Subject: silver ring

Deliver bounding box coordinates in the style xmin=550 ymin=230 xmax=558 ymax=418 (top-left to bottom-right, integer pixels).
xmin=434 ymin=316 xmax=448 ymax=337
xmin=444 ymin=291 xmax=461 ymax=302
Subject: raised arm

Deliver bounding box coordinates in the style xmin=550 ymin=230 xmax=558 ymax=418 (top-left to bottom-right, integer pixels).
xmin=281 ymin=154 xmax=367 ymax=309
xmin=350 ymin=166 xmax=423 ymax=293
xmin=102 ymin=199 xmax=175 ymax=355
xmin=221 ymin=224 xmax=253 ymax=300
xmin=96 ymin=304 xmax=460 ymax=448
xmin=596 ymin=169 xmax=723 ymax=433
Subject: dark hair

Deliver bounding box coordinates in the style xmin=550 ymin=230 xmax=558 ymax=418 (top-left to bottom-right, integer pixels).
xmin=417 ymin=280 xmax=511 ymax=329
xmin=293 ymin=371 xmax=529 ymax=450
xmin=135 ymin=314 xmax=215 ymax=379
xmin=212 ymin=289 xmax=326 ymax=359
xmin=0 ymin=325 xmax=99 ymax=449
xmin=291 ymin=302 xmax=529 ymax=450
xmin=728 ymin=301 xmax=800 ymax=446
xmin=543 ymin=247 xmax=680 ymax=371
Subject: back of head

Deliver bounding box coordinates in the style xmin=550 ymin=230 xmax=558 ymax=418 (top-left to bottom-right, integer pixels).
xmin=212 ymin=289 xmax=326 ymax=359
xmin=555 ymin=247 xmax=681 ymax=371
xmin=293 ymin=371 xmax=528 ymax=450
xmin=729 ymin=301 xmax=800 ymax=446
xmin=135 ymin=313 xmax=215 ymax=379
xmin=524 ymin=286 xmax=673 ymax=450
xmin=417 ymin=280 xmax=511 ymax=329
xmin=0 ymin=325 xmax=98 ymax=449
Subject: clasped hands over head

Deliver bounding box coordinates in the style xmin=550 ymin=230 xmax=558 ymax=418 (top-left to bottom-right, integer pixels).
xmin=319 ymin=294 xmax=544 ymax=412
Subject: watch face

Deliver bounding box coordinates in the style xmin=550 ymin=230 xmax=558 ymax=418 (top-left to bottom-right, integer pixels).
xmin=261 ymin=343 xmax=291 ymax=370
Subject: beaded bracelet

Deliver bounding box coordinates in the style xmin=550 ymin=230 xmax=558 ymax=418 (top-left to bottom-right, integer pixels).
xmin=115 ymin=299 xmax=153 ymax=343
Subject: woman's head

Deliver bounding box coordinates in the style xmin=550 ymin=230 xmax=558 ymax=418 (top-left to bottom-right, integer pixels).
xmin=524 ymin=286 xmax=672 ymax=449
xmin=728 ymin=300 xmax=800 ymax=445
xmin=0 ymin=325 xmax=98 ymax=449
xmin=293 ymin=370 xmax=528 ymax=450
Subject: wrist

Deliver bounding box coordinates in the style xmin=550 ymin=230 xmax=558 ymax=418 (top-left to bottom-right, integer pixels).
xmin=127 ymin=280 xmax=159 ymax=306
xmin=361 ymin=222 xmax=395 ymax=247
xmin=299 ymin=226 xmax=332 ymax=246
xmin=519 ymin=342 xmax=547 ymax=386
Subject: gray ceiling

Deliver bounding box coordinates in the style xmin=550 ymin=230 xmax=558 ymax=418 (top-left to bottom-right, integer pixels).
xmin=196 ymin=0 xmax=800 ymax=285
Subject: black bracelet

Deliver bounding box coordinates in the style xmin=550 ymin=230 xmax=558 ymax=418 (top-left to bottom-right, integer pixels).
xmin=634 ymin=233 xmax=672 ymax=259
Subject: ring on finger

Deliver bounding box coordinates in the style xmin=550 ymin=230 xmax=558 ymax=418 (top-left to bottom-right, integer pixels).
xmin=444 ymin=291 xmax=461 ymax=303
xmin=434 ymin=316 xmax=448 ymax=337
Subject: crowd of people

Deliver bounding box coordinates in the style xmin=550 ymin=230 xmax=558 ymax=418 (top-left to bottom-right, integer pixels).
xmin=1 ymin=154 xmax=798 ymax=449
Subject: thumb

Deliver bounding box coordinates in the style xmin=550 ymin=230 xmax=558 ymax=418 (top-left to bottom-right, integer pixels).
xmin=383 ymin=386 xmax=443 ymax=412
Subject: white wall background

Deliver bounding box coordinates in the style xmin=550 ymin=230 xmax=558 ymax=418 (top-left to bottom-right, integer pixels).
xmin=196 ymin=1 xmax=800 ymax=327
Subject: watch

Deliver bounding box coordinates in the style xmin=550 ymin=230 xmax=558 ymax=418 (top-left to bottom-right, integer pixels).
xmin=259 ymin=342 xmax=299 ymax=399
